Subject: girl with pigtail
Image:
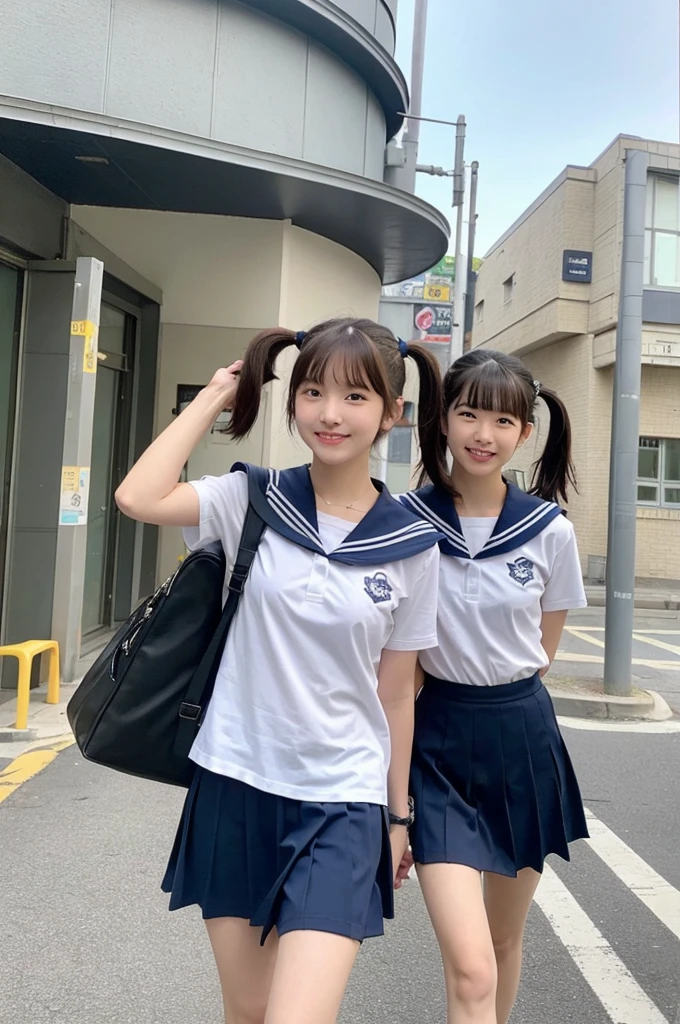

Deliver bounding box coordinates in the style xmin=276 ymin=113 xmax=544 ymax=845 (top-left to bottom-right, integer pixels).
xmin=115 ymin=317 xmax=445 ymax=1024
xmin=397 ymin=349 xmax=589 ymax=1024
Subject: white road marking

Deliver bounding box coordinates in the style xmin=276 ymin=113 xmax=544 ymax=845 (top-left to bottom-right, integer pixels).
xmin=534 ymin=865 xmax=669 ymax=1024
xmin=632 ymin=633 xmax=680 ymax=657
xmin=554 ymin=651 xmax=680 ymax=670
xmin=584 ymin=810 xmax=680 ymax=942
xmin=559 ymin=716 xmax=680 ymax=733
xmin=566 ymin=628 xmax=606 ymax=649
xmin=565 ymin=628 xmax=680 ymax=635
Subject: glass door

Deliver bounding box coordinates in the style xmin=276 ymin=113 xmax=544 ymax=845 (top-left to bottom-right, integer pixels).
xmin=0 ymin=261 xmax=22 ymax=629
xmin=82 ymin=304 xmax=135 ymax=636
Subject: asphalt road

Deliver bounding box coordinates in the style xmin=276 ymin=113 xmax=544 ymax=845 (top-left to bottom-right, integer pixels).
xmin=555 ymin=605 xmax=680 ymax=713
xmin=2 ymin=716 xmax=679 ymax=1024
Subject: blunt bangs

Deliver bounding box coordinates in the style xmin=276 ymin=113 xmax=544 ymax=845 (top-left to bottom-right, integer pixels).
xmin=449 ymin=359 xmax=531 ymax=423
xmin=287 ymin=326 xmax=394 ymax=424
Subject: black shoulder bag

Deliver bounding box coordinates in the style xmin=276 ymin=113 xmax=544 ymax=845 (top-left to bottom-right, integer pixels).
xmin=67 ymin=501 xmax=265 ymax=788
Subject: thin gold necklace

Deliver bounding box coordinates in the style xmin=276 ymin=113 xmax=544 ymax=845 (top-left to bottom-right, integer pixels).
xmin=314 ymin=483 xmax=374 ymax=512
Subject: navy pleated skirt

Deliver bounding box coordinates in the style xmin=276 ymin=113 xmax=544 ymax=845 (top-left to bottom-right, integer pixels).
xmin=409 ymin=673 xmax=589 ymax=875
xmin=162 ymin=767 xmax=394 ymax=943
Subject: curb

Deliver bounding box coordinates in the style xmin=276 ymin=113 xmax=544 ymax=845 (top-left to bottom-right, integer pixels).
xmin=547 ymin=686 xmax=673 ymax=722
xmin=0 ymin=727 xmax=40 ymax=744
xmin=584 ymin=590 xmax=680 ymax=611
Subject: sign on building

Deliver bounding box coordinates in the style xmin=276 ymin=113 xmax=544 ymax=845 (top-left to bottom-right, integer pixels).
xmin=414 ymin=303 xmax=452 ymax=343
xmin=562 ymin=250 xmax=593 ymax=283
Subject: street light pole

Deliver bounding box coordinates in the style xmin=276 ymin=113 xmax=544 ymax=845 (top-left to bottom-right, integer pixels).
xmin=603 ymin=148 xmax=649 ymax=696
xmin=449 ymin=116 xmax=466 ymax=365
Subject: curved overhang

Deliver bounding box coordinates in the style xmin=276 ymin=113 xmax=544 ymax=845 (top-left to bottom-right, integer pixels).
xmin=237 ymin=0 xmax=408 ymax=139
xmin=0 ymin=104 xmax=449 ymax=285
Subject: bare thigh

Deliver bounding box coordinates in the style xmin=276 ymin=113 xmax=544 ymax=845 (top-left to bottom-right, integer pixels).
xmin=417 ymin=863 xmax=497 ymax=1004
xmin=206 ymin=916 xmax=278 ymax=1024
xmin=483 ymin=868 xmax=541 ymax=950
xmin=265 ymin=930 xmax=360 ymax=1024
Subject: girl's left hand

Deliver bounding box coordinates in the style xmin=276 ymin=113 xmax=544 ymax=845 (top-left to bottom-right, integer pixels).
xmin=390 ymin=826 xmax=410 ymax=889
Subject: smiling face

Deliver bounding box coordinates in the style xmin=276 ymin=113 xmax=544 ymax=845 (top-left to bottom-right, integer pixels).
xmin=445 ymin=402 xmax=532 ymax=480
xmin=294 ymin=356 xmax=402 ymax=466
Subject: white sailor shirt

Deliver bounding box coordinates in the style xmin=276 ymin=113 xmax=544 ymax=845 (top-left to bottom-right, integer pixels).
xmin=399 ymin=483 xmax=587 ymax=687
xmin=184 ymin=464 xmax=442 ymax=804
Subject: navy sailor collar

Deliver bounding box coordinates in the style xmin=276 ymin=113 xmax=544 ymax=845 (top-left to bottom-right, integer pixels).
xmin=232 ymin=462 xmax=443 ymax=566
xmin=399 ymin=481 xmax=563 ymax=560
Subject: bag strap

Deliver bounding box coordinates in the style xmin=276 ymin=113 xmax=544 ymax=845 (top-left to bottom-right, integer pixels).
xmin=174 ymin=496 xmax=266 ymax=752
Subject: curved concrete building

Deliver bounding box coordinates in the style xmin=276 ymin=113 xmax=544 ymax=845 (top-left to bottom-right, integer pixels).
xmin=0 ymin=0 xmax=449 ymax=680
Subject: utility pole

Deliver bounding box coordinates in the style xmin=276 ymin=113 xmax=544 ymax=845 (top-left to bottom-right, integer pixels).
xmin=449 ymin=116 xmax=466 ymax=364
xmin=391 ymin=0 xmax=429 ymax=194
xmin=464 ymin=160 xmax=480 ymax=341
xmin=603 ymin=148 xmax=649 ymax=696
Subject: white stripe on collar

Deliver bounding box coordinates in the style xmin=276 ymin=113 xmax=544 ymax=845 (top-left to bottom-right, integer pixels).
xmin=400 ymin=491 xmax=469 ymax=553
xmin=483 ymin=501 xmax=557 ymax=551
xmin=337 ymin=520 xmax=437 ymax=553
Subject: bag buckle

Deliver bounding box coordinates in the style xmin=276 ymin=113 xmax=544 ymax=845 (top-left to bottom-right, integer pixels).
xmin=227 ymin=571 xmax=248 ymax=595
xmin=179 ymin=702 xmax=202 ymax=721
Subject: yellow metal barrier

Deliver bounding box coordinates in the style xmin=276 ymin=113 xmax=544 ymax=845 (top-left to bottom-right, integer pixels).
xmin=0 ymin=641 xmax=60 ymax=730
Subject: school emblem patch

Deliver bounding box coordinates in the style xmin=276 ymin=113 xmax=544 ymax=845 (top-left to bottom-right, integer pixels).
xmin=507 ymin=556 xmax=535 ymax=586
xmin=363 ymin=572 xmax=393 ymax=604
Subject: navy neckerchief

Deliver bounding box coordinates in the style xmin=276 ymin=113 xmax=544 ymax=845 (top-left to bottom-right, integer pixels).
xmin=232 ymin=462 xmax=443 ymax=566
xmin=399 ymin=481 xmax=563 ymax=560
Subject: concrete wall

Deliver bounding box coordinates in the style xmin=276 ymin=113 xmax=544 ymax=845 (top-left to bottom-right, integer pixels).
xmin=508 ymin=350 xmax=680 ymax=579
xmin=0 ymin=0 xmax=387 ymax=180
xmin=334 ymin=0 xmax=397 ymax=51
xmin=72 ymin=208 xmax=382 ymax=580
xmin=271 ymin=223 xmax=382 ymax=469
xmin=0 ymin=154 xmax=66 ymax=259
xmin=473 ymin=170 xmax=596 ymax=355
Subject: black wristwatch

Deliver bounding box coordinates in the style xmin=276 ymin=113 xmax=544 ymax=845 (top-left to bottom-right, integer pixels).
xmin=388 ymin=796 xmax=414 ymax=828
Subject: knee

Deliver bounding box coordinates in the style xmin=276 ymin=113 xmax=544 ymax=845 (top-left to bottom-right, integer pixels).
xmin=445 ymin=954 xmax=497 ymax=1007
xmin=491 ymin=930 xmax=523 ymax=964
xmin=225 ymin=998 xmax=267 ymax=1024
xmin=230 ymin=1010 xmax=266 ymax=1024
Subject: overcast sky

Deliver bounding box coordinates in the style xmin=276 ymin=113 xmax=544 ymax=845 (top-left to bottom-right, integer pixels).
xmin=394 ymin=0 xmax=679 ymax=256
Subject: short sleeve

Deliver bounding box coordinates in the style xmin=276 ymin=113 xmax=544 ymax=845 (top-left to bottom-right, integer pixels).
xmin=541 ymin=520 xmax=587 ymax=611
xmin=385 ymin=545 xmax=440 ymax=651
xmin=182 ymin=470 xmax=249 ymax=567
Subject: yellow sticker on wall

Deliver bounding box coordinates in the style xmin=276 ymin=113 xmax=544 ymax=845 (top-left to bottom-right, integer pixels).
xmin=71 ymin=320 xmax=98 ymax=373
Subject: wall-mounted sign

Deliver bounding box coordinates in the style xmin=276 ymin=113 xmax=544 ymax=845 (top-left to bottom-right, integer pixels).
xmin=423 ymin=283 xmax=451 ymax=302
xmin=414 ymin=303 xmax=452 ymax=343
xmin=562 ymin=250 xmax=593 ymax=283
xmin=174 ymin=383 xmax=232 ymax=433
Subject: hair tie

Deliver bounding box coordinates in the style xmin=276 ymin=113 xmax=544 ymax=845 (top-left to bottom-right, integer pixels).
xmin=533 ymin=379 xmax=541 ymax=397
xmin=294 ymin=330 xmax=307 ymax=349
xmin=397 ymin=338 xmax=409 ymax=358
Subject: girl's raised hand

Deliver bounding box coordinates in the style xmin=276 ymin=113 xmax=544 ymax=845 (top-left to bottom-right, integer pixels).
xmin=205 ymin=360 xmax=244 ymax=410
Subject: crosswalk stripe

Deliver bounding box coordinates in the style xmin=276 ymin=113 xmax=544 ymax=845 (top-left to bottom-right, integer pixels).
xmin=585 ymin=809 xmax=680 ymax=942
xmin=534 ymin=864 xmax=669 ymax=1024
xmin=632 ymin=632 xmax=680 ymax=657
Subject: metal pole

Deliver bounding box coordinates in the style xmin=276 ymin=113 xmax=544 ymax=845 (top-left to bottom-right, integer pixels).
xmin=449 ymin=116 xmax=466 ymax=364
xmin=464 ymin=161 xmax=479 ymax=340
xmin=51 ymin=257 xmax=103 ymax=681
xmin=398 ymin=0 xmax=429 ymax=193
xmin=603 ymin=148 xmax=649 ymax=696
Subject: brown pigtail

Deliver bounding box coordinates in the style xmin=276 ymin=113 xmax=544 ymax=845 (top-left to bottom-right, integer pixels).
xmin=228 ymin=329 xmax=298 ymax=438
xmin=401 ymin=343 xmax=451 ymax=494
xmin=529 ymin=387 xmax=577 ymax=505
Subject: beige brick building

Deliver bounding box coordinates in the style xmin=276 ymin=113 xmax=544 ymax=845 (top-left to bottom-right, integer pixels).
xmin=472 ymin=135 xmax=680 ymax=581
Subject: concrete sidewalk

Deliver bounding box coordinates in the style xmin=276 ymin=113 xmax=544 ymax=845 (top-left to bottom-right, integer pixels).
xmin=0 ymin=672 xmax=673 ymax=754
xmin=585 ymin=580 xmax=680 ymax=610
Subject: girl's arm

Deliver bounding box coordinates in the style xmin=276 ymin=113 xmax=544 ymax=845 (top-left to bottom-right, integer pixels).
xmin=377 ymin=648 xmax=418 ymax=879
xmin=115 ymin=363 xmax=241 ymax=526
xmin=539 ymin=609 xmax=568 ymax=677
